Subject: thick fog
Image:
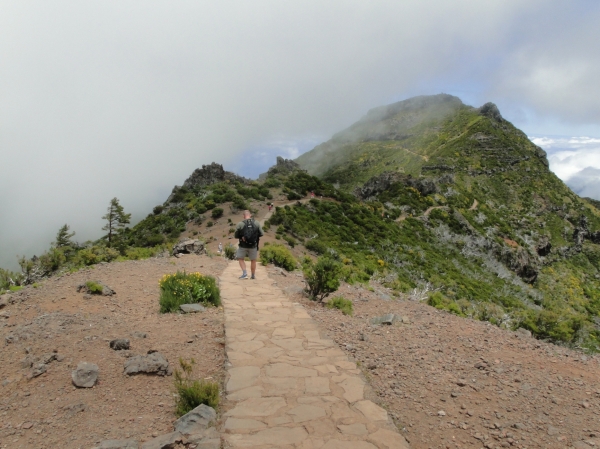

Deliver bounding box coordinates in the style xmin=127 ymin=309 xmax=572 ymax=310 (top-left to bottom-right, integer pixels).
xmin=2 ymin=1 xmax=600 ymax=270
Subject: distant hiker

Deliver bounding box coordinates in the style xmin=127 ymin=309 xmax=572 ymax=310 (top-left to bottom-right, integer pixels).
xmin=234 ymin=210 xmax=264 ymax=280
xmin=310 ymin=191 xmax=315 ymax=198
xmin=268 ymin=204 xmax=272 ymax=212
xmin=218 ymin=242 xmax=223 ymax=254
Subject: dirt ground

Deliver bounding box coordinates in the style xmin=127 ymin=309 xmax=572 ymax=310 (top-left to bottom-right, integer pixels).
xmin=4 ymin=197 xmax=600 ymax=449
xmin=269 ymin=270 xmax=600 ymax=449
xmin=0 ymin=255 xmax=227 ymax=449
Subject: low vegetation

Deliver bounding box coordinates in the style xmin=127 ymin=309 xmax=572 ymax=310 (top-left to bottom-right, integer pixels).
xmin=259 ymin=243 xmax=297 ymax=271
xmin=303 ymin=256 xmax=342 ymax=302
xmin=173 ymin=358 xmax=219 ymax=416
xmin=224 ymin=244 xmax=237 ymax=260
xmin=85 ymin=281 xmax=104 ymax=295
xmin=159 ymin=271 xmax=220 ymax=313
xmin=326 ymin=296 xmax=353 ymax=316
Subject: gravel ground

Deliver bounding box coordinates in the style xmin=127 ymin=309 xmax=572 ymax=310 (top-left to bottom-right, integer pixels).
xmin=268 ymin=268 xmax=600 ymax=449
xmin=0 ymin=254 xmax=227 ymax=449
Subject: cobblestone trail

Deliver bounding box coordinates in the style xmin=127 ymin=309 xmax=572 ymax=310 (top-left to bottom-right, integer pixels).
xmin=219 ymin=262 xmax=410 ymax=449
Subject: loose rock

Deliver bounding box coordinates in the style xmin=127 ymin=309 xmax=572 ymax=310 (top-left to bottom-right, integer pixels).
xmin=124 ymin=352 xmax=170 ymax=376
xmin=72 ymin=362 xmax=99 ymax=388
xmin=180 ymin=304 xmax=206 ymax=313
xmin=93 ymin=439 xmax=139 ymax=449
xmin=110 ymin=339 xmax=130 ymax=350
xmin=173 ymin=404 xmax=216 ymax=435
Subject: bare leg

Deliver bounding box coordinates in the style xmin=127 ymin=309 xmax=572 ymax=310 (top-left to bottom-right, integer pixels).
xmin=250 ymin=259 xmax=257 ymax=277
xmin=238 ymin=258 xmax=246 ymax=272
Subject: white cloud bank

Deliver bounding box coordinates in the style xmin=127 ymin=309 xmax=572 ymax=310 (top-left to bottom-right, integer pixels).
xmin=2 ymin=1 xmax=600 ymax=269
xmin=531 ymin=136 xmax=600 ymax=200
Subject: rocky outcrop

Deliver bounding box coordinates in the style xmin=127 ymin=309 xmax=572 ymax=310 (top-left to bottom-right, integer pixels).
xmin=181 ymin=162 xmax=247 ymax=190
xmin=172 ymin=239 xmax=204 ymax=256
xmin=355 ymin=171 xmax=442 ymax=200
xmin=259 ymin=156 xmax=306 ymax=180
xmin=479 ymin=102 xmax=503 ymax=122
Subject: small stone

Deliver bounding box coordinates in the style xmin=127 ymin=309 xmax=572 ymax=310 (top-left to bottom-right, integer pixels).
xmin=456 ymin=379 xmax=467 ymax=387
xmin=438 ymin=410 xmax=446 ymax=416
xmin=22 ymin=422 xmax=33 ymax=429
xmin=93 ymin=439 xmax=139 ymax=449
xmin=30 ymin=363 xmax=47 ymax=378
xmin=180 ymin=304 xmax=206 ymax=313
xmin=110 ymin=339 xmax=130 ymax=350
xmin=71 ymin=362 xmax=99 ymax=388
xmin=131 ymin=332 xmax=147 ymax=339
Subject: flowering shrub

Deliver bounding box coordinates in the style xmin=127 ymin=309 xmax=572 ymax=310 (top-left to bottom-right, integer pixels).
xmin=159 ymin=271 xmax=220 ymax=313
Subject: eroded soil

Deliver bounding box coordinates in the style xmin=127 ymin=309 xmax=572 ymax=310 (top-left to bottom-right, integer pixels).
xmin=0 ymin=255 xmax=227 ymax=449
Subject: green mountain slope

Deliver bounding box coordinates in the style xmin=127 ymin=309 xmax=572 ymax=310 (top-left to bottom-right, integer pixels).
xmin=283 ymin=94 xmax=600 ymax=350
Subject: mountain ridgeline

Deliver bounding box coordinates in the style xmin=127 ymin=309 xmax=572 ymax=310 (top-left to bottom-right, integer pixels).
xmin=4 ymin=94 xmax=600 ymax=351
xmin=286 ymin=94 xmax=600 ymax=350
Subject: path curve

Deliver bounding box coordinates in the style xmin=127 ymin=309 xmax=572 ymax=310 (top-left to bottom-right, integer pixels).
xmin=219 ymin=262 xmax=410 ymax=448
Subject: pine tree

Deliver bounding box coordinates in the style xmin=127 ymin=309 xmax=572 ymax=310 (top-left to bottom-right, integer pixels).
xmin=102 ymin=198 xmax=131 ymax=247
xmin=55 ymin=224 xmax=75 ymax=248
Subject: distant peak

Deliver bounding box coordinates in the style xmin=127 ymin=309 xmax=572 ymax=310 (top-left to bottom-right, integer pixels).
xmin=479 ymin=102 xmax=503 ymax=121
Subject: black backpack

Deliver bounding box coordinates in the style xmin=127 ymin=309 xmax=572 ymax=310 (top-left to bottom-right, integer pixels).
xmin=241 ymin=219 xmax=260 ymax=247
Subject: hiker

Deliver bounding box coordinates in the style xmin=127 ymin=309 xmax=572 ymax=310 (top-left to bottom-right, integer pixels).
xmin=218 ymin=242 xmax=223 ymax=254
xmin=234 ymin=210 xmax=264 ymax=279
xmin=268 ymin=204 xmax=272 ymax=212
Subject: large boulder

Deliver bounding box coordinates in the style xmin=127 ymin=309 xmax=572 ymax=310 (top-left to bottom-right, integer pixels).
xmin=124 ymin=352 xmax=170 ymax=376
xmin=72 ymin=362 xmax=99 ymax=388
xmin=172 ymin=239 xmax=204 ymax=256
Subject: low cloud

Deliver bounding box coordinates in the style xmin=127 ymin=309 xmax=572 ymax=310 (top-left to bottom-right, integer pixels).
xmin=531 ymin=136 xmax=600 ymax=199
xmin=2 ymin=2 xmax=600 ymax=270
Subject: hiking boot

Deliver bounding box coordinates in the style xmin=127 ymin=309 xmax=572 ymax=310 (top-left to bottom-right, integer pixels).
xmin=239 ymin=273 xmax=248 ymax=279
xmin=250 ymin=275 xmax=256 ymax=280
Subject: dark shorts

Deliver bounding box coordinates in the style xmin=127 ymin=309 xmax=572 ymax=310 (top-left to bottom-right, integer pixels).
xmin=236 ymin=247 xmax=258 ymax=260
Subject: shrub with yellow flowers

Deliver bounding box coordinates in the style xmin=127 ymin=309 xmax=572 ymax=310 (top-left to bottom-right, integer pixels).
xmin=159 ymin=271 xmax=220 ymax=313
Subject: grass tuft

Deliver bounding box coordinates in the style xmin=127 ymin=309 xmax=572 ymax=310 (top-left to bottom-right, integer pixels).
xmin=174 ymin=358 xmax=219 ymax=416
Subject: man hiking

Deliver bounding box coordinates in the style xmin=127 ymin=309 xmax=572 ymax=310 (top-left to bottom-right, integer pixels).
xmin=234 ymin=210 xmax=264 ymax=280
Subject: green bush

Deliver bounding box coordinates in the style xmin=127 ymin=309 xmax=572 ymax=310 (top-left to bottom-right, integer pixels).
xmin=206 ymin=221 xmax=214 ymax=228
xmin=211 ymin=208 xmax=224 ymax=219
xmin=304 ymin=257 xmax=342 ymax=302
xmin=326 ymin=296 xmax=353 ymax=316
xmin=174 ymin=358 xmax=219 ymax=416
xmin=283 ymin=235 xmax=296 ymax=248
xmin=38 ymin=247 xmax=67 ymax=273
xmin=124 ymin=246 xmax=163 ymax=260
xmin=85 ymin=281 xmax=104 ymax=294
xmin=224 ymin=244 xmax=237 ymax=260
xmin=159 ymin=271 xmax=221 ymax=313
xmin=260 ymin=244 xmax=297 ymax=271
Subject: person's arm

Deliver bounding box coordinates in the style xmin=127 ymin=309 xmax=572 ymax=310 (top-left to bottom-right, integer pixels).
xmin=234 ymin=222 xmax=243 ymax=239
xmin=256 ymin=221 xmax=265 ymax=237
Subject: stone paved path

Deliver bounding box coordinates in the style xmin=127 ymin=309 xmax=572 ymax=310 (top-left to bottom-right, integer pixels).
xmin=219 ymin=262 xmax=410 ymax=449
